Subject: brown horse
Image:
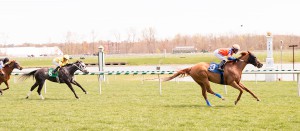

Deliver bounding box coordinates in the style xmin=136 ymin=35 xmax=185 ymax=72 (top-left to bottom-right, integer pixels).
xmin=163 ymin=51 xmax=263 ymax=106
xmin=0 ymin=60 xmax=23 ymax=94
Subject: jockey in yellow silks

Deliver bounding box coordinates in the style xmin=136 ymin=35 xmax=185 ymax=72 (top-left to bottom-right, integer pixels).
xmin=52 ymin=55 xmax=70 ymax=73
xmin=213 ymin=44 xmax=240 ymax=71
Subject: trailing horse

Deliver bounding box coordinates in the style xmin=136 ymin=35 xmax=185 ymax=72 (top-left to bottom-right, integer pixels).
xmin=19 ymin=60 xmax=89 ymax=99
xmin=163 ymin=51 xmax=263 ymax=106
xmin=0 ymin=60 xmax=23 ymax=95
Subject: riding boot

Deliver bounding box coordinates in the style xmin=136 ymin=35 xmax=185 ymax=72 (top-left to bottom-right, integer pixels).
xmin=218 ymin=60 xmax=226 ymax=71
xmin=53 ymin=66 xmax=60 ymax=74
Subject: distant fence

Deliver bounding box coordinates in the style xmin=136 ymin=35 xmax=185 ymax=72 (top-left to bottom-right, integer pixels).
xmin=12 ymin=70 xmax=300 ymax=96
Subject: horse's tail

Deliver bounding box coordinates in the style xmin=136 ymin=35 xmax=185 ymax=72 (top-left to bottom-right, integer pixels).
xmin=163 ymin=67 xmax=192 ymax=82
xmin=18 ymin=70 xmax=37 ymax=81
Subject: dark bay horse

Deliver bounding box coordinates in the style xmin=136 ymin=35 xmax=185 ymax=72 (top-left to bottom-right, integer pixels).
xmin=0 ymin=60 xmax=23 ymax=95
xmin=163 ymin=51 xmax=263 ymax=106
xmin=19 ymin=61 xmax=89 ymax=99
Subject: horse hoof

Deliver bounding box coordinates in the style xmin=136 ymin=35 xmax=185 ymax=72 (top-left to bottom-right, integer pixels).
xmin=222 ymin=98 xmax=225 ymax=100
xmin=234 ymin=101 xmax=238 ymax=105
xmin=85 ymin=92 xmax=88 ymax=94
xmin=26 ymin=96 xmax=29 ymax=99
xmin=257 ymin=99 xmax=261 ymax=101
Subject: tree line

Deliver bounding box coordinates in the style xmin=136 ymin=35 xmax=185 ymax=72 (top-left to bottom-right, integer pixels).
xmin=2 ymin=29 xmax=300 ymax=55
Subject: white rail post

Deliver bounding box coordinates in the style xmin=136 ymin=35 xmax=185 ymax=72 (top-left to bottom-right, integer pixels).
xmin=98 ymin=45 xmax=105 ymax=94
xmin=158 ymin=74 xmax=162 ymax=95
xmin=297 ymin=73 xmax=300 ymax=96
xmin=224 ymin=85 xmax=227 ymax=94
xmin=44 ymin=81 xmax=47 ymax=94
xmin=99 ymin=75 xmax=102 ymax=95
xmin=265 ymin=32 xmax=276 ymax=81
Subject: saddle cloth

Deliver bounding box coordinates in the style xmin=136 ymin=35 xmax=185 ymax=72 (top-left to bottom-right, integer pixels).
xmin=48 ymin=68 xmax=58 ymax=77
xmin=208 ymin=63 xmax=225 ymax=84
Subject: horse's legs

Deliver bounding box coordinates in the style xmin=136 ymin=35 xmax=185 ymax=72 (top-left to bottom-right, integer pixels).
xmin=0 ymin=82 xmax=3 ymax=95
xmin=203 ymin=80 xmax=225 ymax=100
xmin=71 ymin=80 xmax=87 ymax=94
xmin=196 ymin=81 xmax=212 ymax=106
xmin=66 ymin=82 xmax=79 ymax=99
xmin=26 ymin=82 xmax=39 ymax=99
xmin=230 ymin=81 xmax=243 ymax=105
xmin=37 ymin=81 xmax=45 ymax=100
xmin=238 ymin=82 xmax=260 ymax=101
xmin=2 ymin=81 xmax=9 ymax=91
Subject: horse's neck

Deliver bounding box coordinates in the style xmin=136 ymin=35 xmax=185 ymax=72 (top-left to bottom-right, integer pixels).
xmin=65 ymin=65 xmax=78 ymax=75
xmin=234 ymin=60 xmax=248 ymax=72
xmin=3 ymin=67 xmax=13 ymax=74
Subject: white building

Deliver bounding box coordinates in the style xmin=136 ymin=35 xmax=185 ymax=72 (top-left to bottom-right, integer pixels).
xmin=0 ymin=46 xmax=63 ymax=57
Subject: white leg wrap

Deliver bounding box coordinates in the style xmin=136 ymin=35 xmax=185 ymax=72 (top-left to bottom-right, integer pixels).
xmin=39 ymin=94 xmax=45 ymax=100
xmin=27 ymin=91 xmax=32 ymax=97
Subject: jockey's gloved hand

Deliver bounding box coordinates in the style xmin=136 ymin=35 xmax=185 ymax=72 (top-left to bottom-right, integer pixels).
xmin=228 ymin=56 xmax=237 ymax=61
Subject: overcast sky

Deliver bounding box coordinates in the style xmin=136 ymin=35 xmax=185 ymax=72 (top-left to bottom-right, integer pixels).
xmin=0 ymin=0 xmax=299 ymax=44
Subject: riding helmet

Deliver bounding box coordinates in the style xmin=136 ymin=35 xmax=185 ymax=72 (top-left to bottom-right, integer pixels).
xmin=232 ymin=44 xmax=240 ymax=50
xmin=63 ymin=55 xmax=70 ymax=60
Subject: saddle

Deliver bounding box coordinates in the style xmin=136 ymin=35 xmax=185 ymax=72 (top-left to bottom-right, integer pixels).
xmin=208 ymin=63 xmax=225 ymax=84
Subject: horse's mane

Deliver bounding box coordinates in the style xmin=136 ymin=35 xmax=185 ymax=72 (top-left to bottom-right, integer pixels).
xmin=237 ymin=51 xmax=249 ymax=59
xmin=62 ymin=61 xmax=81 ymax=67
xmin=3 ymin=60 xmax=15 ymax=68
xmin=225 ymin=51 xmax=248 ymax=64
xmin=63 ymin=63 xmax=73 ymax=67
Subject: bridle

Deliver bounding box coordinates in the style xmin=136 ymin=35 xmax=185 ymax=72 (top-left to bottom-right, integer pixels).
xmin=73 ymin=62 xmax=86 ymax=72
xmin=237 ymin=53 xmax=259 ymax=67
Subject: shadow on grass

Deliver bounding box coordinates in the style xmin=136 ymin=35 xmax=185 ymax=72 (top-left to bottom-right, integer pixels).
xmin=164 ymin=104 xmax=235 ymax=108
xmin=20 ymin=97 xmax=70 ymax=101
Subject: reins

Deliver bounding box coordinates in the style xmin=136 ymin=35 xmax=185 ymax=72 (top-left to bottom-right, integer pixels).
xmin=73 ymin=63 xmax=85 ymax=71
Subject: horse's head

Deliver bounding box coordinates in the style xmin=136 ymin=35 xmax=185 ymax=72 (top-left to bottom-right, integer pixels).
xmin=239 ymin=51 xmax=263 ymax=68
xmin=73 ymin=60 xmax=89 ymax=73
xmin=6 ymin=60 xmax=23 ymax=70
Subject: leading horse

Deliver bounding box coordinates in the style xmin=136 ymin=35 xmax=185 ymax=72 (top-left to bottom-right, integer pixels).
xmin=0 ymin=60 xmax=23 ymax=95
xmin=163 ymin=51 xmax=263 ymax=106
xmin=19 ymin=60 xmax=89 ymax=99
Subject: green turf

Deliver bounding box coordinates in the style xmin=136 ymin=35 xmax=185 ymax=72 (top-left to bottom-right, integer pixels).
xmin=0 ymin=75 xmax=299 ymax=130
xmin=11 ymin=50 xmax=300 ymax=67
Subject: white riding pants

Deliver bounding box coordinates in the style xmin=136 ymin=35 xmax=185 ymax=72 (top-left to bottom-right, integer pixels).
xmin=52 ymin=60 xmax=60 ymax=67
xmin=214 ymin=49 xmax=226 ymax=61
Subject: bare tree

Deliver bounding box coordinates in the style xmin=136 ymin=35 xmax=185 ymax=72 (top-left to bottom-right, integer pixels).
xmin=126 ymin=28 xmax=137 ymax=54
xmin=65 ymin=31 xmax=72 ymax=54
xmin=113 ymin=31 xmax=121 ymax=54
xmin=91 ymin=30 xmax=97 ymax=55
xmin=142 ymin=27 xmax=156 ymax=53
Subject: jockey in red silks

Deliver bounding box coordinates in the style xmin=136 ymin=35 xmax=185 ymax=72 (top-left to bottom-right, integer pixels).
xmin=213 ymin=44 xmax=240 ymax=71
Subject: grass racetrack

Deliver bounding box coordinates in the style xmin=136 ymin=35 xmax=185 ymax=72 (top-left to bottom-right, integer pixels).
xmin=0 ymin=75 xmax=299 ymax=130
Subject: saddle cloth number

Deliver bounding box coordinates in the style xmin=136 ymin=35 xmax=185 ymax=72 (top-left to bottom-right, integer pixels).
xmin=48 ymin=68 xmax=58 ymax=77
xmin=208 ymin=64 xmax=217 ymax=71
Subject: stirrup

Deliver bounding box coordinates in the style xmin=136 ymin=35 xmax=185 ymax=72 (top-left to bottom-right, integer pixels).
xmin=218 ymin=67 xmax=224 ymax=72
